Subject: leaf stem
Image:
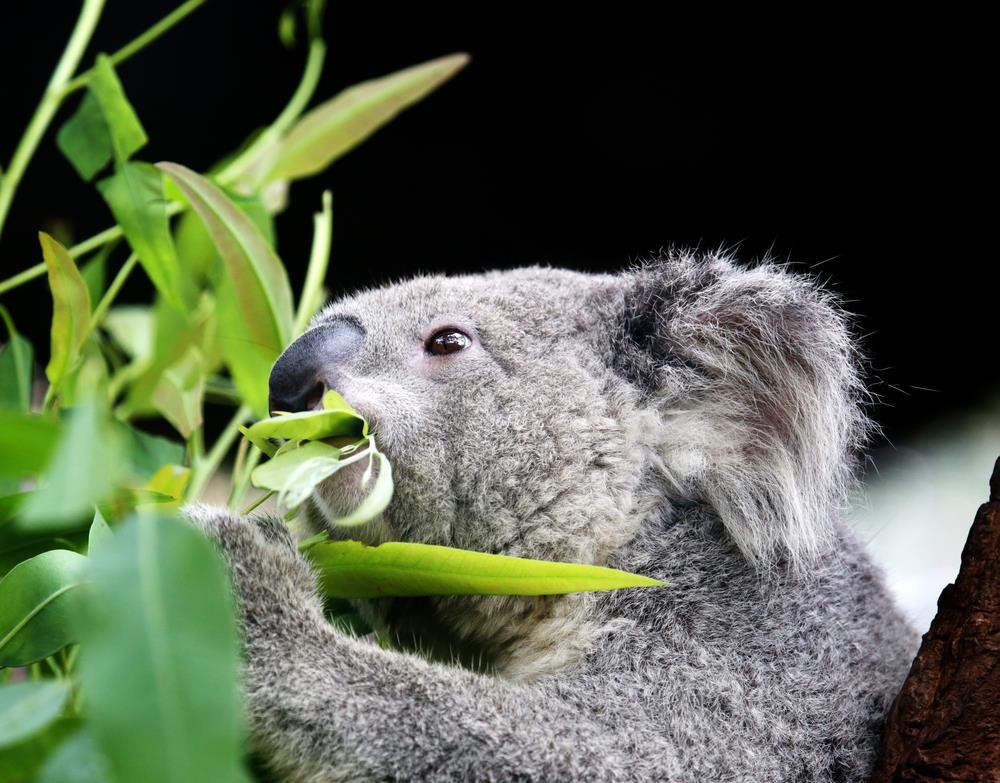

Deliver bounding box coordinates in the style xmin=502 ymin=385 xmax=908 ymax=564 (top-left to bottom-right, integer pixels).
xmin=293 ymin=190 xmax=333 ymax=335
xmin=87 ymin=252 xmax=138 ymax=336
xmin=229 ymin=447 xmax=263 ymax=509
xmin=62 ymin=0 xmax=209 ymax=96
xmin=0 ymin=0 xmax=107 ymax=240
xmin=241 ymin=490 xmax=274 ymax=515
xmin=215 ymin=39 xmax=326 ymax=187
xmin=186 ymin=404 xmax=251 ymax=501
xmin=0 ymin=205 xmax=179 ymax=297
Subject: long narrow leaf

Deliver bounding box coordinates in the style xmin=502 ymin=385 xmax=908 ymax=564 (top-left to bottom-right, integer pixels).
xmin=20 ymin=401 xmax=120 ymax=530
xmin=266 ymin=53 xmax=469 ymax=182
xmin=306 ymin=540 xmax=665 ymax=599
xmin=39 ymin=233 xmax=91 ymax=390
xmin=81 ymin=514 xmax=247 ymax=783
xmin=98 ymin=162 xmax=183 ymax=308
xmin=157 ymin=162 xmax=293 ymax=417
xmin=0 ymin=306 xmax=34 ymax=412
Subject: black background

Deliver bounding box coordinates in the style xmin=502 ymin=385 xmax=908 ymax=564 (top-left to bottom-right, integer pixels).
xmin=1 ymin=1 xmax=993 ymax=451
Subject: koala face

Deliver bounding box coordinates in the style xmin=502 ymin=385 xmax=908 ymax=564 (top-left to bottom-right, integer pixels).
xmin=267 ymin=254 xmax=866 ymax=672
xmin=270 ymin=268 xmax=655 ymax=569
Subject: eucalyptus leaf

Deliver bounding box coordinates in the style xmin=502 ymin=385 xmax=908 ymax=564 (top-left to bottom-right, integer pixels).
xmin=37 ymin=729 xmax=110 ymax=783
xmin=157 ymin=162 xmax=293 ymax=417
xmin=56 ymin=91 xmax=113 ymax=181
xmin=251 ymin=441 xmax=367 ymax=510
xmin=79 ymin=247 xmax=109 ymax=308
xmin=0 ymin=532 xmax=87 ymax=581
xmin=331 ymin=449 xmax=393 ymax=527
xmin=81 ymin=514 xmax=247 ymax=783
xmin=243 ymin=406 xmax=365 ymax=444
xmin=103 ymin=306 xmax=154 ymax=362
xmin=151 ymin=346 xmax=204 ymax=438
xmin=20 ymin=401 xmax=121 ymax=530
xmin=0 ymin=306 xmax=33 ymax=412
xmin=0 ymin=493 xmax=29 ymax=527
xmin=87 ymin=509 xmax=112 ymax=557
xmin=0 ymin=412 xmax=60 ymax=480
xmin=120 ymin=294 xmax=216 ymax=419
xmin=97 ymin=163 xmax=183 ymax=308
xmin=0 ymin=549 xmax=87 ymax=667
xmin=267 ymin=53 xmax=469 ymax=182
xmin=143 ymin=465 xmax=190 ymax=507
xmin=306 ymin=540 xmax=665 ymax=599
xmin=86 ymin=55 xmax=147 ymax=162
xmin=39 ymin=233 xmax=91 ymax=391
xmin=0 ymin=681 xmax=70 ymax=749
xmin=0 ymin=718 xmax=79 ymax=783
xmin=111 ymin=420 xmax=184 ymax=482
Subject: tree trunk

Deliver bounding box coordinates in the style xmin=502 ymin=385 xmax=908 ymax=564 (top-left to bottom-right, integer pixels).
xmin=870 ymin=457 xmax=1000 ymax=782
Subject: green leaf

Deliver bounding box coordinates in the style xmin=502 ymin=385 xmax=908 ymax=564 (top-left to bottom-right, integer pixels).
xmin=143 ymin=465 xmax=190 ymax=508
xmin=0 ymin=549 xmax=87 ymax=667
xmin=97 ymin=163 xmax=183 ymax=308
xmin=0 ymin=305 xmax=34 ymax=412
xmin=0 ymin=718 xmax=79 ymax=783
xmin=111 ymin=420 xmax=184 ymax=482
xmin=57 ymin=91 xmax=113 ymax=181
xmin=20 ymin=401 xmax=121 ymax=531
xmin=56 ymin=55 xmax=147 ymax=182
xmin=151 ymin=346 xmax=204 ymax=439
xmin=0 ymin=532 xmax=88 ymax=581
xmin=0 ymin=681 xmax=70 ymax=749
xmin=87 ymin=55 xmax=147 ymax=163
xmin=306 ymin=540 xmax=666 ymax=599
xmin=330 ymin=449 xmax=393 ymax=527
xmin=251 ymin=440 xmax=370 ymax=510
xmin=0 ymin=493 xmax=29 ymax=527
xmin=80 ymin=514 xmax=247 ymax=783
xmin=103 ymin=306 xmax=154 ymax=361
xmin=157 ymin=162 xmax=293 ymax=417
xmin=267 ymin=53 xmax=469 ymax=182
xmin=39 ymin=233 xmax=92 ymax=391
xmin=80 ymin=247 xmax=110 ymax=309
xmin=118 ymin=295 xmax=216 ymax=419
xmin=87 ymin=509 xmax=112 ymax=557
xmin=244 ymin=406 xmax=365 ymax=444
xmin=0 ymin=412 xmax=60 ymax=480
xmin=38 ymin=729 xmax=111 ymax=783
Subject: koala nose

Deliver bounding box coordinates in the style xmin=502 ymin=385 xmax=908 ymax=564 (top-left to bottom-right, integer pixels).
xmin=268 ymin=320 xmax=365 ymax=414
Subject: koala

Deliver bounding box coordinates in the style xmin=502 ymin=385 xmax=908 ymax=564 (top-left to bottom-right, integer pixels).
xmin=188 ymin=250 xmax=919 ymax=782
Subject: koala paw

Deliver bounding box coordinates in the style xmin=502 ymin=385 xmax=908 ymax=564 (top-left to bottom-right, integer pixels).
xmin=183 ymin=503 xmax=326 ymax=647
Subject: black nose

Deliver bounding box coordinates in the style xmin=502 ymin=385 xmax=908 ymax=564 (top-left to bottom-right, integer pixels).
xmin=268 ymin=320 xmax=365 ymax=413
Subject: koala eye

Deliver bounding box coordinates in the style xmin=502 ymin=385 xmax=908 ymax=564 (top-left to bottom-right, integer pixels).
xmin=426 ymin=328 xmax=471 ymax=356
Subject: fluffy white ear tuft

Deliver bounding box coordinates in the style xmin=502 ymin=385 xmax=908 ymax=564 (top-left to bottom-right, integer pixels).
xmin=610 ymin=251 xmax=871 ymax=570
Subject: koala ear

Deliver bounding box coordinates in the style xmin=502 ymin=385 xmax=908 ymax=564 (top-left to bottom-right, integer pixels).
xmin=609 ymin=252 xmax=870 ymax=570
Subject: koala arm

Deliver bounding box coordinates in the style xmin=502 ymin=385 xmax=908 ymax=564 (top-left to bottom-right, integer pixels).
xmin=186 ymin=505 xmax=665 ymax=783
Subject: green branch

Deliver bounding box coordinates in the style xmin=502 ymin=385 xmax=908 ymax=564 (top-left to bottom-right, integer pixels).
xmin=0 ymin=0 xmax=107 ymax=240
xmin=62 ymin=0 xmax=209 ymax=95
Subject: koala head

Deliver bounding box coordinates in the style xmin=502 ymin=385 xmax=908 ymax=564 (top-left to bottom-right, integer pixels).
xmin=268 ymin=252 xmax=868 ymax=672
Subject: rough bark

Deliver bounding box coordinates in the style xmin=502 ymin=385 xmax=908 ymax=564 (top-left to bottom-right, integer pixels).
xmin=870 ymin=456 xmax=1000 ymax=783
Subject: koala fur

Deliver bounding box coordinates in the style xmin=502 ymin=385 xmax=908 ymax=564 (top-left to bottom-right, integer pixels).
xmin=188 ymin=250 xmax=918 ymax=782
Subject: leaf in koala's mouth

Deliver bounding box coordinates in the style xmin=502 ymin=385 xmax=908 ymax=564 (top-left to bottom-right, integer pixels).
xmin=241 ymin=390 xmax=392 ymax=524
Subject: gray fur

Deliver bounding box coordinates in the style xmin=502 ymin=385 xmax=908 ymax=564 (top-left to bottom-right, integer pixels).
xmin=186 ymin=250 xmax=917 ymax=782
